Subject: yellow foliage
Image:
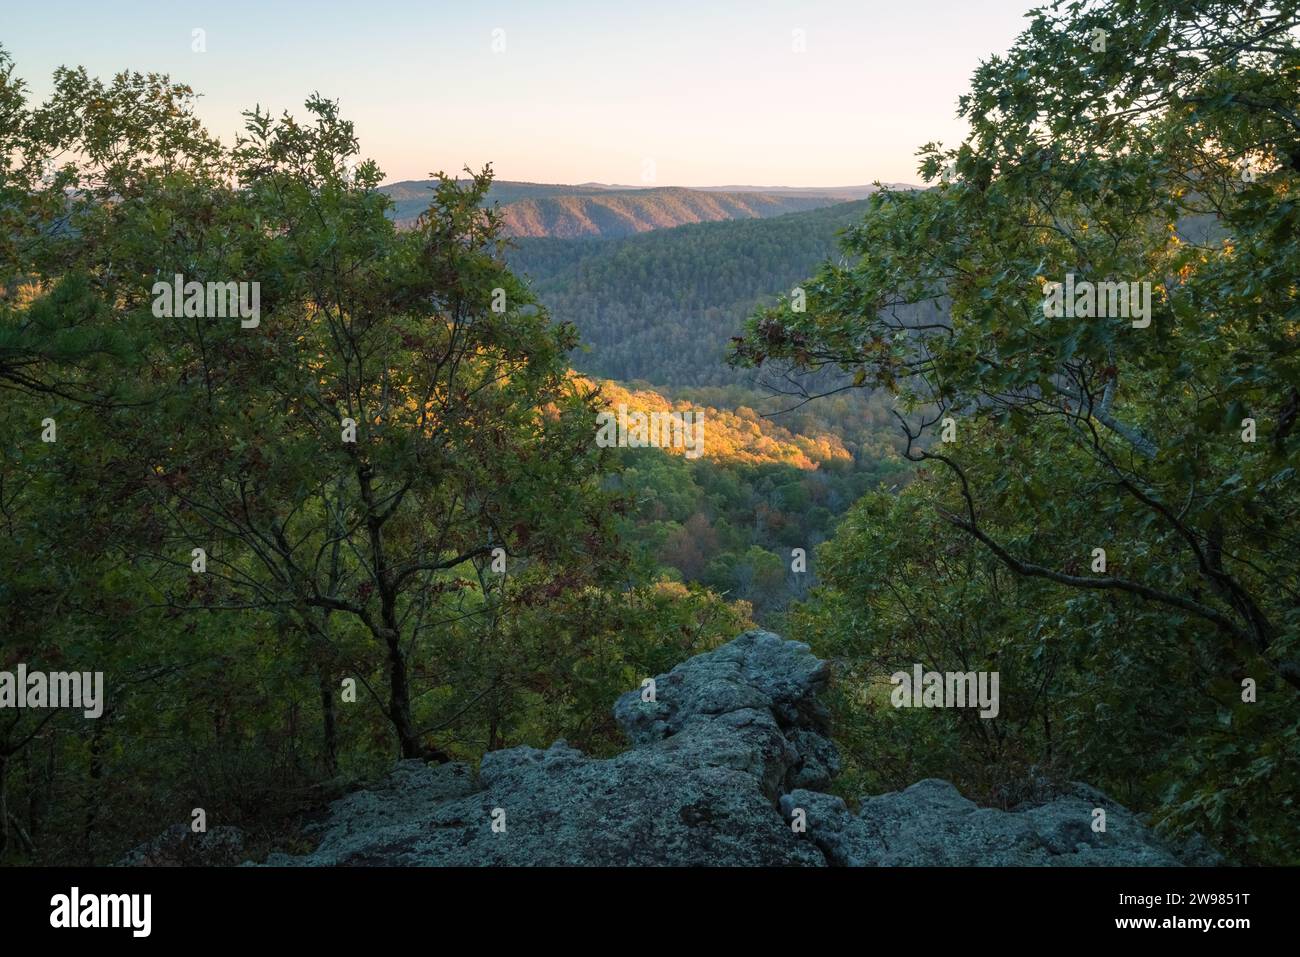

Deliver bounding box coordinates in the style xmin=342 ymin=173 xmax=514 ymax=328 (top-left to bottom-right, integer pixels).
xmin=577 ymin=375 xmax=851 ymax=469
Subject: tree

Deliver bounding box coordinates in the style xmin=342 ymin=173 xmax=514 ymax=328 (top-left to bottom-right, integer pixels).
xmin=98 ymin=98 xmax=619 ymax=760
xmin=734 ymin=0 xmax=1300 ymax=694
xmin=733 ymin=0 xmax=1300 ymax=861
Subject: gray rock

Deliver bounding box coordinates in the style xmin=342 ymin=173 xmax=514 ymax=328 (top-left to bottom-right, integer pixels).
xmin=787 ymin=779 xmax=1188 ymax=866
xmin=267 ymin=630 xmax=829 ymax=866
xmin=275 ymin=760 xmax=478 ymax=862
xmin=781 ymin=789 xmax=877 ymax=866
xmin=117 ymin=823 xmax=245 ymax=867
xmin=251 ymin=629 xmax=1213 ymax=867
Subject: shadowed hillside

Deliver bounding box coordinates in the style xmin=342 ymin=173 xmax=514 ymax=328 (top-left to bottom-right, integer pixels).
xmin=507 ymin=199 xmax=875 ymax=386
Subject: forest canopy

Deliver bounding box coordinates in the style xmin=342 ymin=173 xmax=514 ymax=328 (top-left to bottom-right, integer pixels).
xmin=0 ymin=53 xmax=764 ymax=863
xmin=2 ymin=0 xmax=1298 ymax=869
xmin=734 ymin=0 xmax=1300 ymax=862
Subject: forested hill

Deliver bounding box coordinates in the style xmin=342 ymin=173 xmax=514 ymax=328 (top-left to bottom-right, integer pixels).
xmin=583 ymin=377 xmax=853 ymax=469
xmin=380 ymin=179 xmax=614 ymax=226
xmin=379 ymin=179 xmax=870 ymax=235
xmin=506 ymin=199 xmax=873 ymax=387
xmin=492 ymin=188 xmax=846 ymax=238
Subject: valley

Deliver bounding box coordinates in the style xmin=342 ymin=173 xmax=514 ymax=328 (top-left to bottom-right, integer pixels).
xmin=426 ymin=182 xmax=919 ymax=623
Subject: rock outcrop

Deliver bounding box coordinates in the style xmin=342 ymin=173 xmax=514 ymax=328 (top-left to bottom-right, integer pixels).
xmin=261 ymin=630 xmax=1205 ymax=867
xmin=119 ymin=824 xmax=246 ymax=867
xmin=781 ymin=781 xmax=1202 ymax=867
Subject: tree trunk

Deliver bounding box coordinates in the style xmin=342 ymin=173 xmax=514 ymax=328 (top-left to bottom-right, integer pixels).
xmin=386 ymin=635 xmax=421 ymax=759
xmin=317 ymin=665 xmax=339 ymax=775
xmin=28 ymin=734 xmax=55 ymax=849
xmin=354 ymin=459 xmax=421 ymax=759
xmin=82 ymin=718 xmax=108 ymax=865
xmin=0 ymin=754 xmax=9 ymax=859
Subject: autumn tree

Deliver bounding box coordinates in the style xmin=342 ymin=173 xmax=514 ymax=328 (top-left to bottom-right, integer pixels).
xmin=735 ymin=0 xmax=1300 ymax=693
xmin=735 ymin=0 xmax=1300 ymax=860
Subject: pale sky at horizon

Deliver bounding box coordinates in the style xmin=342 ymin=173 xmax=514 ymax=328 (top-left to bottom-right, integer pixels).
xmin=2 ymin=0 xmax=1040 ymax=188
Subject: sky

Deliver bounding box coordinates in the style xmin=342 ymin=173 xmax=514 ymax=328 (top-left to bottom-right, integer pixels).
xmin=2 ymin=0 xmax=1039 ymax=188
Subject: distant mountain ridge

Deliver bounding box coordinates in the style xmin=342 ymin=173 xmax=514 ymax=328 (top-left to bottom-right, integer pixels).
xmin=378 ymin=179 xmax=909 ymax=237
xmin=575 ymin=182 xmax=910 ymax=198
xmin=495 ymin=187 xmax=845 ymax=238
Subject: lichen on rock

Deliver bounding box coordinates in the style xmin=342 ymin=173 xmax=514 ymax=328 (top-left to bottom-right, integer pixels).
xmin=254 ymin=630 xmax=1209 ymax=867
